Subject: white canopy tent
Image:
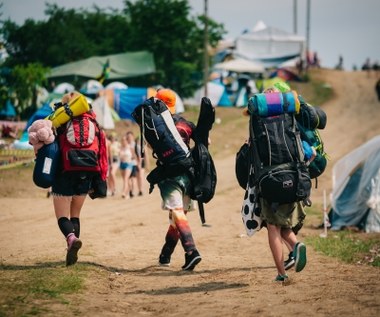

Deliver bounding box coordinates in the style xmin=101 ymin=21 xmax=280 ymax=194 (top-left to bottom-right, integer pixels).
xmin=213 ymin=58 xmax=265 ymax=74
xmin=234 ymin=21 xmax=305 ymax=68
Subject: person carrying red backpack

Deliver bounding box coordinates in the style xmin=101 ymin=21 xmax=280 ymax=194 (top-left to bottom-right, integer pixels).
xmin=51 ymin=91 xmax=108 ymax=266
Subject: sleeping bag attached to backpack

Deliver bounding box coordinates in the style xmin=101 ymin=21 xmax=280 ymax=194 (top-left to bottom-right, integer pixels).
xmin=132 ymin=97 xmax=194 ymax=190
xmin=296 ymin=100 xmax=328 ymax=181
xmin=248 ymin=91 xmax=312 ymax=206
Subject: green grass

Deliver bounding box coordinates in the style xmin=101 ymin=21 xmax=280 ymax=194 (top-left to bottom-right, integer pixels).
xmin=0 ymin=264 xmax=90 ymax=317
xmin=306 ymin=231 xmax=380 ymax=267
xmin=303 ymin=205 xmax=380 ymax=268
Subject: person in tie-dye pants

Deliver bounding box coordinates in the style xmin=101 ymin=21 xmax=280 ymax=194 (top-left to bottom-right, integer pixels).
xmin=155 ymin=89 xmax=202 ymax=271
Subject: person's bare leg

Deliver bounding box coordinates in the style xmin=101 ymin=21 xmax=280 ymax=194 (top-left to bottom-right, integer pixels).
xmin=267 ymin=223 xmax=286 ymax=276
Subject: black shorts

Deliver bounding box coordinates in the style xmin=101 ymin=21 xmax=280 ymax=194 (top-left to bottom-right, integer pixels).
xmin=52 ymin=171 xmax=96 ymax=196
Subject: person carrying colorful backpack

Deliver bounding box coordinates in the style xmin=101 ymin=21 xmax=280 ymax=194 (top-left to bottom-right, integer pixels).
xmin=132 ymin=89 xmax=202 ymax=271
xmin=50 ymin=91 xmax=108 ymax=266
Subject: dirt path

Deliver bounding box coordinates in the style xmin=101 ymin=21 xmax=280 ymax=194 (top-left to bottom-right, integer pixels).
xmin=1 ymin=69 xmax=380 ymax=316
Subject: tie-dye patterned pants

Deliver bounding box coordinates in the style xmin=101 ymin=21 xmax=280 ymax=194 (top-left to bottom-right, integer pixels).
xmin=158 ymin=174 xmax=196 ymax=254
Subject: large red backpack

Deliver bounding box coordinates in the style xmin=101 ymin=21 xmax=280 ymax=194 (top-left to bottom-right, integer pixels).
xmin=58 ymin=111 xmax=108 ymax=180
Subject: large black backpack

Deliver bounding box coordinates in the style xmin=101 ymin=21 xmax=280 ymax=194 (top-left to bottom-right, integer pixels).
xmin=248 ymin=91 xmax=312 ymax=206
xmin=132 ymin=97 xmax=191 ymax=165
xmin=132 ymin=97 xmax=194 ymax=190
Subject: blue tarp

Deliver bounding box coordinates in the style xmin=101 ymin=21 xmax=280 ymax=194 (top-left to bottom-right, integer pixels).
xmin=113 ymin=87 xmax=147 ymax=121
xmin=25 ymin=103 xmax=54 ymax=130
xmin=0 ymin=100 xmax=16 ymax=117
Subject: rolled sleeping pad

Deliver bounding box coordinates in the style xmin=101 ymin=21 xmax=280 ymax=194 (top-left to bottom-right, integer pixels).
xmin=47 ymin=94 xmax=90 ymax=128
xmin=248 ymin=91 xmax=301 ymax=117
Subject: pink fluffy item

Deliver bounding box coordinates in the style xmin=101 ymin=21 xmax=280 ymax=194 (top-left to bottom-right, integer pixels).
xmin=28 ymin=119 xmax=55 ymax=152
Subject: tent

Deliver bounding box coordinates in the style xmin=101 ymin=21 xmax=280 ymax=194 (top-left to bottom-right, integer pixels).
xmin=234 ymin=21 xmax=305 ymax=68
xmin=80 ymin=79 xmax=104 ymax=95
xmin=99 ymin=86 xmax=185 ymax=120
xmin=184 ymin=82 xmax=232 ymax=107
xmin=53 ymin=82 xmax=75 ymax=94
xmin=47 ymin=51 xmax=156 ymax=81
xmin=0 ymin=100 xmax=16 ymax=118
xmin=330 ymin=136 xmax=380 ymax=232
xmin=269 ymin=68 xmax=302 ymax=82
xmin=213 ymin=58 xmax=265 ymax=74
xmin=91 ymin=95 xmax=117 ymax=129
xmin=105 ymin=81 xmax=128 ymax=90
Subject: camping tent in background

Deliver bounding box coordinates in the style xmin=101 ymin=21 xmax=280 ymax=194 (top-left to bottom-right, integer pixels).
xmin=99 ymin=86 xmax=185 ymax=120
xmin=0 ymin=100 xmax=16 ymax=119
xmin=105 ymin=81 xmax=128 ymax=90
xmin=184 ymin=82 xmax=232 ymax=107
xmin=269 ymin=68 xmax=302 ymax=82
xmin=113 ymin=87 xmax=148 ymax=121
xmin=47 ymin=51 xmax=156 ymax=81
xmin=330 ymin=135 xmax=380 ymax=232
xmin=53 ymin=82 xmax=75 ymax=94
xmin=234 ymin=21 xmax=305 ymax=68
xmin=213 ymin=58 xmax=265 ymax=74
xmin=80 ymin=79 xmax=104 ymax=95
xmin=91 ymin=95 xmax=117 ymax=129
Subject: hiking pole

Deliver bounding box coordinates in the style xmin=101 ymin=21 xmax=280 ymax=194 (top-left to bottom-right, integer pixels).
xmin=320 ymin=189 xmax=328 ymax=238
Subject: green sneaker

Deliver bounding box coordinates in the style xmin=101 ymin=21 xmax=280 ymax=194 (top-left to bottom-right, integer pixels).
xmin=274 ymin=274 xmax=288 ymax=282
xmin=294 ymin=242 xmax=307 ymax=272
xmin=274 ymin=274 xmax=290 ymax=285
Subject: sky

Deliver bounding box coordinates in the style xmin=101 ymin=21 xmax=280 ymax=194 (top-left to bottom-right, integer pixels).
xmin=2 ymin=0 xmax=380 ymax=70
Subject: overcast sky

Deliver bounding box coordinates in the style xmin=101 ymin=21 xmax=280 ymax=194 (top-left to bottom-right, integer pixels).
xmin=2 ymin=0 xmax=379 ymax=69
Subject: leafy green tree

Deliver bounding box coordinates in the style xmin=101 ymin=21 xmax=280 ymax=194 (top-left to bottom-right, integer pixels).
xmin=7 ymin=63 xmax=50 ymax=118
xmin=1 ymin=0 xmax=225 ymax=98
xmin=1 ymin=4 xmax=130 ymax=68
xmin=123 ymin=0 xmax=225 ymax=96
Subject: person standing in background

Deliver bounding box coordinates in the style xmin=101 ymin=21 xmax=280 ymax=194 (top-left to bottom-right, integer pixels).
xmin=107 ymin=133 xmax=120 ymax=196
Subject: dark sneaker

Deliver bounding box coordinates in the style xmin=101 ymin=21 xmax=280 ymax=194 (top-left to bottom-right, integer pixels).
xmin=66 ymin=234 xmax=82 ymax=266
xmin=284 ymin=251 xmax=295 ymax=270
xmin=294 ymin=242 xmax=307 ymax=272
xmin=159 ymin=254 xmax=171 ymax=267
xmin=182 ymin=250 xmax=202 ymax=271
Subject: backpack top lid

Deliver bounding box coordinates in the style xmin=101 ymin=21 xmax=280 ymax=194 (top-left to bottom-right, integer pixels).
xmin=248 ymin=90 xmax=300 ymax=117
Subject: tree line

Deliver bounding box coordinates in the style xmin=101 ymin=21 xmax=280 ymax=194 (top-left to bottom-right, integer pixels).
xmin=0 ymin=0 xmax=225 ymax=119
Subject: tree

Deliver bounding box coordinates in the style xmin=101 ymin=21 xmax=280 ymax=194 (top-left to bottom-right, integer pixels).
xmin=1 ymin=4 xmax=130 ymax=68
xmin=7 ymin=63 xmax=50 ymax=119
xmin=0 ymin=0 xmax=226 ymax=98
xmin=123 ymin=0 xmax=225 ymax=96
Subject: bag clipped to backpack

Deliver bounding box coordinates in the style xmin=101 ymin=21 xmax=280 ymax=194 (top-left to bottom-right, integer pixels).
xmin=296 ymin=101 xmax=329 ymax=182
xmin=235 ymin=142 xmax=251 ymax=190
xmin=33 ymin=140 xmax=60 ymax=188
xmin=190 ymin=142 xmax=217 ymax=204
xmin=248 ymin=91 xmax=312 ymax=206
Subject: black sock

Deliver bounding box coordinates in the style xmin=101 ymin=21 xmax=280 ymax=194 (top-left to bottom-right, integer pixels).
xmin=70 ymin=218 xmax=80 ymax=238
xmin=58 ymin=217 xmax=75 ymax=237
